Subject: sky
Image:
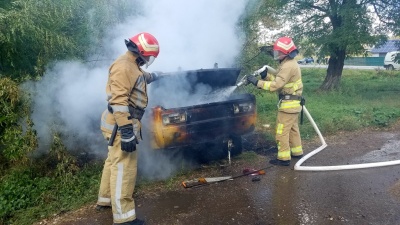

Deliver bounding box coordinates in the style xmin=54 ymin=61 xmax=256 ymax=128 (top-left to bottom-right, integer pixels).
xmin=27 ymin=0 xmax=249 ymax=180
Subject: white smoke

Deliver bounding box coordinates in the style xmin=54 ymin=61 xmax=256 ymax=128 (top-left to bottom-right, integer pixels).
xmin=28 ymin=0 xmax=249 ymax=180
xmin=104 ymin=0 xmax=248 ymax=71
xmin=26 ymin=61 xmax=108 ymax=157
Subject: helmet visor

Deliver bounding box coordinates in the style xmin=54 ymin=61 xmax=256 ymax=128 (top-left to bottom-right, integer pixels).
xmin=144 ymin=55 xmax=155 ymax=68
xmin=273 ymin=50 xmax=287 ymax=61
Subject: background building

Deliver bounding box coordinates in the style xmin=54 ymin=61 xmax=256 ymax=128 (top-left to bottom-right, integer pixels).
xmin=370 ymin=39 xmax=400 ymax=57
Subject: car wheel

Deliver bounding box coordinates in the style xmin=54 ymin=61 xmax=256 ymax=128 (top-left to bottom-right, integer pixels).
xmin=196 ymin=141 xmax=226 ymax=164
xmin=388 ymin=65 xmax=394 ymax=70
xmin=197 ymin=135 xmax=243 ymax=164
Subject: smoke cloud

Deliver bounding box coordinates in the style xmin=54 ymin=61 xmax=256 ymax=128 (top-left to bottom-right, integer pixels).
xmin=28 ymin=0 xmax=248 ymax=180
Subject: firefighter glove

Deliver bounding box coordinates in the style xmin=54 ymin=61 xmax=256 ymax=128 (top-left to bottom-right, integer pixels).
xmin=247 ymin=75 xmax=259 ymax=86
xmin=119 ymin=124 xmax=138 ymax=152
xmin=260 ymin=68 xmax=268 ymax=79
xmin=151 ymin=71 xmax=163 ymax=81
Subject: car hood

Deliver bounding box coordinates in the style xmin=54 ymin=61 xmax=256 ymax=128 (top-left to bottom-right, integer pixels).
xmin=156 ymin=68 xmax=241 ymax=90
xmin=148 ymin=68 xmax=242 ymax=108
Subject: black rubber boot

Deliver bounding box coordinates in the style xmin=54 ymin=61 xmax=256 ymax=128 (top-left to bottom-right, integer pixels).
xmin=95 ymin=205 xmax=111 ymax=211
xmin=292 ymin=155 xmax=303 ymax=159
xmin=269 ymin=159 xmax=290 ymax=166
xmin=114 ymin=219 xmax=146 ymax=225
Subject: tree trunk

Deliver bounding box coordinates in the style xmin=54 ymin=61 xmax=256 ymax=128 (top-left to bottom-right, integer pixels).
xmin=320 ymin=49 xmax=346 ymax=91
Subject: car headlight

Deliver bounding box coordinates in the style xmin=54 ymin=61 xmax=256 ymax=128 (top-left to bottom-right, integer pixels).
xmin=162 ymin=112 xmax=187 ymax=125
xmin=233 ymin=102 xmax=254 ymax=114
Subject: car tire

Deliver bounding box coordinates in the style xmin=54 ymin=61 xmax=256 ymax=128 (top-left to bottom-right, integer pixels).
xmin=388 ymin=65 xmax=394 ymax=70
xmin=197 ymin=141 xmax=226 ymax=164
xmin=197 ymin=135 xmax=243 ymax=164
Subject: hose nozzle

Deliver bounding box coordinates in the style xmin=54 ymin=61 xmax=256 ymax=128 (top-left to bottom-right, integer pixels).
xmin=236 ymin=79 xmax=247 ymax=87
xmin=236 ymin=76 xmax=249 ymax=87
xmin=235 ymin=65 xmax=278 ymax=87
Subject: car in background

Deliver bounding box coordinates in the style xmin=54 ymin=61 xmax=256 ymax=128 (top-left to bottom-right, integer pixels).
xmin=383 ymin=51 xmax=400 ymax=70
xmin=297 ymin=57 xmax=314 ymax=64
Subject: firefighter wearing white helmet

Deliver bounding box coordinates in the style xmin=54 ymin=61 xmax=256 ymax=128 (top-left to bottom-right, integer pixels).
xmin=247 ymin=36 xmax=304 ymax=166
xmin=97 ymin=32 xmax=161 ymax=225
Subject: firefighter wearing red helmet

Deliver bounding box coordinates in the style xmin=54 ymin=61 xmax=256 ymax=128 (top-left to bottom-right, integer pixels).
xmin=247 ymin=36 xmax=304 ymax=166
xmin=97 ymin=32 xmax=161 ymax=225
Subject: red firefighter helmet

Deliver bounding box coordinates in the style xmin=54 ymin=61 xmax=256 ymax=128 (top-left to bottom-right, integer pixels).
xmin=273 ymin=36 xmax=298 ymax=60
xmin=127 ymin=32 xmax=160 ymax=67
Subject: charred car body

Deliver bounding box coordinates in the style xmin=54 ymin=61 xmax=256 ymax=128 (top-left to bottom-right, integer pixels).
xmin=143 ymin=68 xmax=256 ymax=161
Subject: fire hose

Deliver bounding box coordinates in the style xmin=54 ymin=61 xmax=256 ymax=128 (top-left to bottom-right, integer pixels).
xmin=295 ymin=105 xmax=400 ymax=171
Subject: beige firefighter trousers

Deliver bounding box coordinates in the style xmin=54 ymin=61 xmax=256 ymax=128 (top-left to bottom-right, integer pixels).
xmin=97 ymin=133 xmax=138 ymax=223
xmin=275 ymin=111 xmax=303 ymax=161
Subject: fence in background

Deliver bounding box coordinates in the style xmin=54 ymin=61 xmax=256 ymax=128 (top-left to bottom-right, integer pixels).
xmin=344 ymin=57 xmax=384 ymax=66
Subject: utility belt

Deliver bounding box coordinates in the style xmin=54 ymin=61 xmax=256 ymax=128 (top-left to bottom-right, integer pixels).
xmin=279 ymin=94 xmax=302 ymax=101
xmin=107 ymin=104 xmax=145 ymax=121
xmin=278 ymin=94 xmax=306 ymax=124
xmin=107 ymin=104 xmax=144 ymax=147
xmin=279 ymin=94 xmax=305 ymax=105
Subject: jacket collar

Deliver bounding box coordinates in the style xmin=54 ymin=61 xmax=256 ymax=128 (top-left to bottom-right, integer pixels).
xmin=125 ymin=51 xmax=140 ymax=65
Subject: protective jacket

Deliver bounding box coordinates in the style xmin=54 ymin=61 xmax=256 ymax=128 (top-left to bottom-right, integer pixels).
xmin=101 ymin=51 xmax=157 ymax=135
xmin=257 ymin=58 xmax=303 ymax=114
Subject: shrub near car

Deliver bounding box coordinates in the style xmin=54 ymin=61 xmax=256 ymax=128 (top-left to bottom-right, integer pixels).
xmin=143 ymin=68 xmax=257 ymax=162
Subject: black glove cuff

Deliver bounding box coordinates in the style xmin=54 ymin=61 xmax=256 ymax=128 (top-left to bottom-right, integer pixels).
xmin=120 ymin=124 xmax=134 ymax=138
xmin=260 ymin=69 xmax=268 ymax=79
xmin=247 ymin=76 xmax=259 ymax=86
xmin=119 ymin=124 xmax=133 ymax=130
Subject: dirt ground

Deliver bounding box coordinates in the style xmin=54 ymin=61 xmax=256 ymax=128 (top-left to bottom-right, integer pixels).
xmin=35 ymin=121 xmax=400 ymax=225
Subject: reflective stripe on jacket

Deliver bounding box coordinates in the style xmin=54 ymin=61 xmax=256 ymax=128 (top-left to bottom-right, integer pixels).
xmin=101 ymin=51 xmax=155 ymax=131
xmin=257 ymin=58 xmax=303 ymax=113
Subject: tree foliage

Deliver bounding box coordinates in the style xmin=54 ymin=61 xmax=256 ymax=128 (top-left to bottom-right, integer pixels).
xmin=0 ymin=0 xmax=86 ymax=79
xmin=237 ymin=0 xmax=279 ymax=74
xmin=0 ymin=0 xmax=137 ymax=80
xmin=265 ymin=0 xmax=400 ymax=90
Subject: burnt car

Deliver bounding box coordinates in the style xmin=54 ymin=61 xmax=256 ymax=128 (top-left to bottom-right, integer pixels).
xmin=143 ymin=68 xmax=257 ymax=161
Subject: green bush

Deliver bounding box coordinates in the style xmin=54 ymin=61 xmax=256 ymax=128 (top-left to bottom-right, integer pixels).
xmin=0 ymin=169 xmax=52 ymax=222
xmin=0 ymin=163 xmax=101 ymax=225
xmin=0 ymin=78 xmax=37 ymax=171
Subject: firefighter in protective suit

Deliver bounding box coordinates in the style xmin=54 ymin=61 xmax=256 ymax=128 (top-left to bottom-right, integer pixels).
xmin=247 ymin=36 xmax=304 ymax=166
xmin=96 ymin=32 xmax=161 ymax=225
